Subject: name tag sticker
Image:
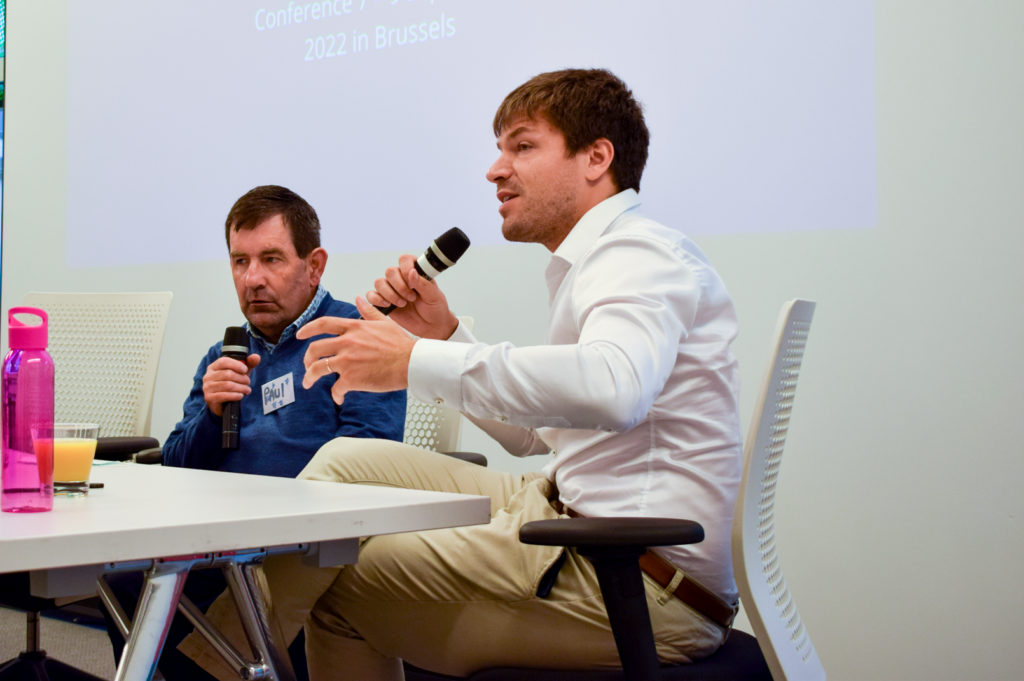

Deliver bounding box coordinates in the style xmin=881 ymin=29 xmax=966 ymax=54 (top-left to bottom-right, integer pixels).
xmin=262 ymin=372 xmax=296 ymax=415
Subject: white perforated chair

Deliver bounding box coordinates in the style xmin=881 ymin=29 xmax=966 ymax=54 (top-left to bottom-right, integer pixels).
xmin=732 ymin=299 xmax=825 ymax=681
xmin=403 ymin=317 xmax=486 ymax=466
xmin=404 ymin=394 xmax=465 ymax=454
xmin=406 ymin=300 xmax=821 ymax=681
xmin=21 ymin=292 xmax=173 ymax=459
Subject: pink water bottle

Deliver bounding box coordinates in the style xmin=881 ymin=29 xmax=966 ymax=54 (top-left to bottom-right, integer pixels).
xmin=2 ymin=308 xmax=55 ymax=513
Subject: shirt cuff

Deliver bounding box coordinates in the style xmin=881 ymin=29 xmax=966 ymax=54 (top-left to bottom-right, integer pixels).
xmin=408 ymin=339 xmax=471 ymax=411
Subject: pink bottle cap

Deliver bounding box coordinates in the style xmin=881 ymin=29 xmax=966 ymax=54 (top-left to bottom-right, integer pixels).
xmin=8 ymin=307 xmax=49 ymax=350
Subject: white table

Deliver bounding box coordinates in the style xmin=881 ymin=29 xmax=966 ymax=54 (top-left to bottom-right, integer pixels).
xmin=0 ymin=463 xmax=491 ymax=680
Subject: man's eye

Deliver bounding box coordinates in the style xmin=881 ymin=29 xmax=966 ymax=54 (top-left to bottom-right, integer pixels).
xmin=518 ymin=143 xmax=531 ymax=151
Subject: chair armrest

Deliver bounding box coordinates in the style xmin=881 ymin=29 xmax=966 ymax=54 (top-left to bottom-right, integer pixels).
xmin=520 ymin=518 xmax=701 ymax=679
xmin=95 ymin=436 xmax=161 ymax=461
xmin=133 ymin=447 xmax=164 ymax=465
xmin=439 ymin=451 xmax=488 ymax=467
xmin=520 ymin=517 xmax=704 ymax=552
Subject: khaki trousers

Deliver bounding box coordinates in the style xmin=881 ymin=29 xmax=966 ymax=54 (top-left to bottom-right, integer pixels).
xmin=179 ymin=437 xmax=725 ymax=680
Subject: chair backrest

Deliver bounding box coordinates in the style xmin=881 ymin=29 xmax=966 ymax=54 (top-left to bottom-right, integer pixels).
xmin=732 ymin=299 xmax=825 ymax=681
xmin=403 ymin=317 xmax=472 ymax=453
xmin=21 ymin=292 xmax=173 ymax=438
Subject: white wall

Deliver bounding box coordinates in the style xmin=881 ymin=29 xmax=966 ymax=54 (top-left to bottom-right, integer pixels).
xmin=3 ymin=2 xmax=1022 ymax=679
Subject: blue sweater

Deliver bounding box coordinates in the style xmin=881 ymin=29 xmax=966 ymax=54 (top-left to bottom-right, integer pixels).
xmin=162 ymin=292 xmax=406 ymax=477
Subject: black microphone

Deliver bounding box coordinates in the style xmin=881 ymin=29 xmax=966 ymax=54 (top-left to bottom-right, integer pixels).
xmin=374 ymin=227 xmax=471 ymax=315
xmin=221 ymin=326 xmax=249 ymax=450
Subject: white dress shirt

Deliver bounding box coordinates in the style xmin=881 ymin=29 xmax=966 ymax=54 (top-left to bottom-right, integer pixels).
xmin=409 ymin=189 xmax=742 ymax=601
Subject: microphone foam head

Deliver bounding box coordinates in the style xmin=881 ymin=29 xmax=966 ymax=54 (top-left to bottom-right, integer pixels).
xmin=435 ymin=227 xmax=471 ymax=264
xmin=223 ymin=326 xmax=249 ymax=347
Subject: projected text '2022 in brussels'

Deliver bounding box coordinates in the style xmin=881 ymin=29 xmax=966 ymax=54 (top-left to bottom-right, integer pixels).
xmin=252 ymin=0 xmax=455 ymax=63
xmin=304 ymin=15 xmax=455 ymax=61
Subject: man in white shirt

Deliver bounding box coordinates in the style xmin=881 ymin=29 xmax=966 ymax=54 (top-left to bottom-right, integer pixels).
xmin=183 ymin=68 xmax=743 ymax=681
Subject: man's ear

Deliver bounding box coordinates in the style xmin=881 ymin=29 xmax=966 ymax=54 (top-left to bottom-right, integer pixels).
xmin=583 ymin=138 xmax=615 ymax=183
xmin=307 ymin=247 xmax=328 ymax=286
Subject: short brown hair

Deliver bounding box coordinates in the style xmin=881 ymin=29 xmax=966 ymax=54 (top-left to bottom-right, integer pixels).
xmin=493 ymin=69 xmax=650 ymax=193
xmin=225 ymin=186 xmax=321 ymax=257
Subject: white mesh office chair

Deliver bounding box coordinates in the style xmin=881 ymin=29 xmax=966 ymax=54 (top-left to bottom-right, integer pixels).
xmin=1 ymin=293 xmax=173 ymax=680
xmin=407 ymin=300 xmax=821 ymax=681
xmin=21 ymin=292 xmax=173 ymax=459
xmin=403 ymin=317 xmax=486 ymax=466
xmin=732 ymin=299 xmax=825 ymax=681
xmin=404 ymin=395 xmax=464 ymax=453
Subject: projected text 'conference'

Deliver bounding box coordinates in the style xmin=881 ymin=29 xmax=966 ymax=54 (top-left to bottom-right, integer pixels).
xmin=253 ymin=0 xmax=456 ymax=62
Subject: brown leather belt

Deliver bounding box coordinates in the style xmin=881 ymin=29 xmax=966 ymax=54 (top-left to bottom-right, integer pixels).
xmin=637 ymin=551 xmax=737 ymax=629
xmin=564 ymin=507 xmax=736 ymax=629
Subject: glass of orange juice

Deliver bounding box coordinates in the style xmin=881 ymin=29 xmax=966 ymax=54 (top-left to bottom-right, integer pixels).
xmin=52 ymin=423 xmax=100 ymax=497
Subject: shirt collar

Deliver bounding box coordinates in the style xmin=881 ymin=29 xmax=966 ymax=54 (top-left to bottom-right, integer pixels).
xmin=545 ymin=189 xmax=641 ymax=300
xmin=246 ymin=284 xmax=327 ymax=353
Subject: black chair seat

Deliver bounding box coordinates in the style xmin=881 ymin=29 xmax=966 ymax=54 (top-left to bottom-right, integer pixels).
xmin=405 ymin=630 xmax=772 ymax=681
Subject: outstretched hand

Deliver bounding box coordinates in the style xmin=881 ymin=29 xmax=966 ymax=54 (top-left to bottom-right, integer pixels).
xmin=366 ymin=254 xmax=459 ymax=340
xmin=296 ymin=297 xmax=416 ymax=405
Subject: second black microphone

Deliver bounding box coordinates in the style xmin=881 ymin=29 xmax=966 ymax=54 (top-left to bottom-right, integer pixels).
xmin=221 ymin=326 xmax=249 ymax=450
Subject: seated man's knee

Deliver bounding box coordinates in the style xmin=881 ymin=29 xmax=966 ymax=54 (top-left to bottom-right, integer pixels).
xmin=299 ymin=436 xmax=417 ymax=483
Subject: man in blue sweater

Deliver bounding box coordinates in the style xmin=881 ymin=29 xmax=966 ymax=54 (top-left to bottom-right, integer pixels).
xmin=161 ymin=185 xmax=405 ymax=475
xmin=104 ymin=185 xmax=406 ymax=680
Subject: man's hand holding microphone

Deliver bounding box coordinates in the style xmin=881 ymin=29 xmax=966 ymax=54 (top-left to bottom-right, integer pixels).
xmin=205 ymin=327 xmax=261 ymax=449
xmin=369 ymin=253 xmax=460 ymax=341
xmin=202 ymin=353 xmax=261 ymax=418
xmin=298 ymin=228 xmax=469 ymax=405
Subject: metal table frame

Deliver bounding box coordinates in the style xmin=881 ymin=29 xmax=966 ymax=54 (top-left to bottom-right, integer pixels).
xmin=3 ymin=464 xmax=490 ymax=681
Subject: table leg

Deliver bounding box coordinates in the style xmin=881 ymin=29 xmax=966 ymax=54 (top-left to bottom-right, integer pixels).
xmin=101 ymin=546 xmax=313 ymax=680
xmin=114 ymin=560 xmax=190 ymax=681
xmin=222 ymin=561 xmax=297 ymax=681
xmin=175 ymin=552 xmax=299 ymax=680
